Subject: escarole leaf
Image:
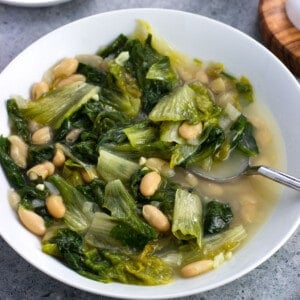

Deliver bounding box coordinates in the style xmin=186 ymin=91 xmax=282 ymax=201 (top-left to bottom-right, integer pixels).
xmin=190 ymin=84 xmax=222 ymax=123
xmin=97 ymin=148 xmax=139 ymax=183
xmin=77 ymin=63 xmax=112 ymax=88
xmin=6 ymin=99 xmax=30 ymax=143
xmin=20 ymin=82 xmax=99 ymax=129
xmin=160 ymin=122 xmax=186 ymax=144
xmin=170 ymin=144 xmax=198 ymax=168
xmin=84 ymin=212 xmax=124 ymax=250
xmin=55 ymin=143 xmax=98 ymax=182
xmin=124 ymin=34 xmax=177 ymax=113
xmin=99 ymin=88 xmax=141 ymax=118
xmin=185 ymin=125 xmax=226 ymax=171
xmin=104 ymin=179 xmax=157 ymax=249
xmin=230 ymin=115 xmax=259 ymax=156
xmin=43 ymin=226 xmax=171 ymax=285
xmin=113 ymin=244 xmax=172 ymax=285
xmin=146 ymin=56 xmax=178 ymax=83
xmin=204 ymin=200 xmax=233 ymax=234
xmin=48 ymin=174 xmax=97 ymax=233
xmin=134 ymin=19 xmax=197 ymax=71
xmin=172 ymin=189 xmax=203 ymax=247
xmin=98 ymin=34 xmax=128 ymax=58
xmin=0 ymin=135 xmax=26 ymax=190
xmin=149 ymin=84 xmax=200 ymax=123
xmin=202 ymin=225 xmax=247 ymax=258
xmin=108 ymin=61 xmax=141 ymax=99
xmin=123 ymin=121 xmax=158 ymax=148
xmin=235 ymin=76 xmax=254 ymax=103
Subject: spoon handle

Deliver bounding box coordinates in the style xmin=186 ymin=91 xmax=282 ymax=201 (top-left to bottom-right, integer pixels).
xmin=250 ymin=165 xmax=300 ymax=191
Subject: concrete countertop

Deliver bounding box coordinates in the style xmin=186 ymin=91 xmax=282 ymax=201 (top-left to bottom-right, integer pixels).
xmin=0 ymin=0 xmax=299 ymax=299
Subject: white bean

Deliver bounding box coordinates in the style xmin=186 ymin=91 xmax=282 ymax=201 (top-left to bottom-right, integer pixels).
xmin=42 ymin=161 xmax=55 ymax=176
xmin=8 ymin=189 xmax=21 ymax=211
xmin=46 ymin=195 xmax=66 ymax=219
xmin=195 ymin=70 xmax=209 ymax=84
xmin=142 ymin=204 xmax=170 ymax=232
xmin=52 ymin=58 xmax=79 ymax=79
xmin=145 ymin=157 xmax=175 ymax=177
xmin=31 ymin=126 xmax=52 ymax=145
xmin=31 ymin=81 xmax=49 ymax=100
xmin=140 ymin=171 xmax=161 ymax=197
xmin=27 ymin=120 xmax=42 ymax=133
xmin=52 ymin=149 xmax=65 ymax=167
xmin=66 ymin=128 xmax=82 ymax=144
xmin=185 ymin=172 xmax=199 ymax=187
xmin=18 ymin=206 xmax=46 ymax=236
xmin=55 ymin=74 xmax=85 ymax=88
xmin=180 ymin=260 xmax=214 ymax=278
xmin=210 ymin=77 xmax=225 ymax=94
xmin=8 ymin=135 xmax=28 ymax=169
xmin=27 ymin=163 xmax=48 ymax=181
xmin=178 ymin=121 xmax=203 ymax=140
xmin=239 ymin=194 xmax=257 ymax=223
xmin=205 ymin=182 xmax=224 ymax=197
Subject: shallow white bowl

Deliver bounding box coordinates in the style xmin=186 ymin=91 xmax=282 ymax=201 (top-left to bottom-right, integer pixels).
xmin=0 ymin=8 xmax=299 ymax=299
xmin=0 ymin=0 xmax=71 ymax=7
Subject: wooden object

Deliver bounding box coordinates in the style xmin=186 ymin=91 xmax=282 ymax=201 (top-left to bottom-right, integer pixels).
xmin=258 ymin=0 xmax=300 ymax=76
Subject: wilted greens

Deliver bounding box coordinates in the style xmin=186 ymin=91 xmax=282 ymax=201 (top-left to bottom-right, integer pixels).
xmin=0 ymin=20 xmax=266 ymax=286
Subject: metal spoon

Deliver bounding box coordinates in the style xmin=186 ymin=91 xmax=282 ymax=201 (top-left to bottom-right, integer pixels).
xmin=189 ymin=154 xmax=300 ymax=191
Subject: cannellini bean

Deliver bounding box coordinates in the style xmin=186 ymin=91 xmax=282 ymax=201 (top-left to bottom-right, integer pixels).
xmin=76 ymin=54 xmax=103 ymax=69
xmin=176 ymin=67 xmax=194 ymax=82
xmin=240 ymin=202 xmax=256 ymax=223
xmin=145 ymin=157 xmax=175 ymax=177
xmin=217 ymin=91 xmax=237 ymax=107
xmin=142 ymin=204 xmax=170 ymax=232
xmin=31 ymin=81 xmax=49 ymax=100
xmin=66 ymin=128 xmax=82 ymax=144
xmin=239 ymin=194 xmax=257 ymax=223
xmin=81 ymin=167 xmax=98 ymax=183
xmin=27 ymin=120 xmax=42 ymax=133
xmin=52 ymin=148 xmax=65 ymax=167
xmin=27 ymin=163 xmax=49 ymax=180
xmin=18 ymin=206 xmax=46 ymax=236
xmin=180 ymin=260 xmax=214 ymax=278
xmin=178 ymin=121 xmax=203 ymax=140
xmin=210 ymin=77 xmax=225 ymax=94
xmin=255 ymin=126 xmax=272 ymax=147
xmin=185 ymin=172 xmax=199 ymax=188
xmin=31 ymin=126 xmax=52 ymax=145
xmin=55 ymin=74 xmax=86 ymax=88
xmin=145 ymin=157 xmax=167 ymax=172
xmin=81 ymin=169 xmax=93 ymax=183
xmin=8 ymin=189 xmax=21 ymax=210
xmin=42 ymin=161 xmax=55 ymax=176
xmin=8 ymin=135 xmax=28 ymax=169
xmin=202 ymin=182 xmax=224 ymax=197
xmin=46 ymin=195 xmax=66 ymax=219
xmin=195 ymin=70 xmax=209 ymax=84
xmin=52 ymin=58 xmax=79 ymax=79
xmin=140 ymin=171 xmax=161 ymax=197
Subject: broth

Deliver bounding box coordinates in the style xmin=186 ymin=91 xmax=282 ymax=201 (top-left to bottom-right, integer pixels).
xmin=178 ymin=99 xmax=285 ymax=239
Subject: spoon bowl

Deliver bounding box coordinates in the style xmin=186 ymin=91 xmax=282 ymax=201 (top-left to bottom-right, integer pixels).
xmin=189 ymin=153 xmax=300 ymax=191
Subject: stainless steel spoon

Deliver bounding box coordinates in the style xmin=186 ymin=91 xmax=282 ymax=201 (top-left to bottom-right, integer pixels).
xmin=189 ymin=154 xmax=300 ymax=191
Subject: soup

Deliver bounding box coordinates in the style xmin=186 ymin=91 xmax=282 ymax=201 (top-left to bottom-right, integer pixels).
xmin=0 ymin=20 xmax=285 ymax=285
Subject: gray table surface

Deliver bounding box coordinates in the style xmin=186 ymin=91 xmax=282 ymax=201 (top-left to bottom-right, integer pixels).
xmin=0 ymin=0 xmax=299 ymax=299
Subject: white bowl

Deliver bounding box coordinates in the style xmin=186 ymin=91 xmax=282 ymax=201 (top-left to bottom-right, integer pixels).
xmin=0 ymin=0 xmax=71 ymax=7
xmin=0 ymin=8 xmax=299 ymax=299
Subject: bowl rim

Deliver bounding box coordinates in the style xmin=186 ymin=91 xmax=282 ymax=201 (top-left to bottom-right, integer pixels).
xmin=0 ymin=7 xmax=299 ymax=299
